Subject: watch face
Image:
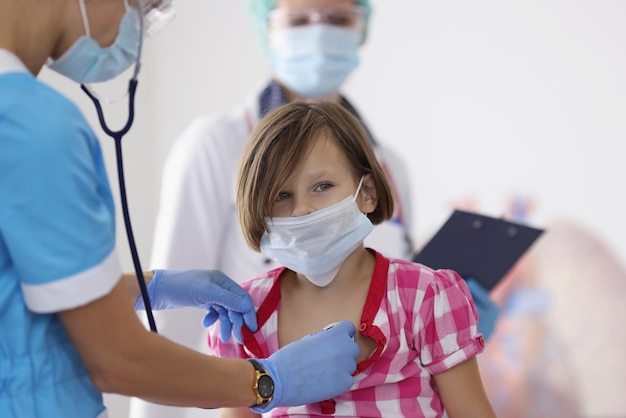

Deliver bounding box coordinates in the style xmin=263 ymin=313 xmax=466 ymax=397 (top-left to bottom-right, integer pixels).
xmin=258 ymin=375 xmax=274 ymax=398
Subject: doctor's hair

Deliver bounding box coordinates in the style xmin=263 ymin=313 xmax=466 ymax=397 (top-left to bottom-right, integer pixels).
xmin=236 ymin=101 xmax=394 ymax=251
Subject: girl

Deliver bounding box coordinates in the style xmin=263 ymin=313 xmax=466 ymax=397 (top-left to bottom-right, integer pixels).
xmin=208 ymin=101 xmax=496 ymax=417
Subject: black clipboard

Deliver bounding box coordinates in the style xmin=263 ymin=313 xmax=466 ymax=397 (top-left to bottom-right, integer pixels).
xmin=412 ymin=210 xmax=545 ymax=290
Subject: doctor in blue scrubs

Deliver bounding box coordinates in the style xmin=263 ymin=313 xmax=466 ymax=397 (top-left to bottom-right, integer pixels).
xmin=0 ymin=0 xmax=359 ymax=417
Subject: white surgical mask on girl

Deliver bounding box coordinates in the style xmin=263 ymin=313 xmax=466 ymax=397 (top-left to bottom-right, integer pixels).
xmin=268 ymin=24 xmax=360 ymax=98
xmin=47 ymin=0 xmax=140 ymax=84
xmin=260 ymin=176 xmax=374 ymax=287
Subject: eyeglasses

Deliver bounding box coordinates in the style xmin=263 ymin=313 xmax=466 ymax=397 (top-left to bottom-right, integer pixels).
xmin=268 ymin=4 xmax=365 ymax=30
xmin=137 ymin=0 xmax=176 ymax=37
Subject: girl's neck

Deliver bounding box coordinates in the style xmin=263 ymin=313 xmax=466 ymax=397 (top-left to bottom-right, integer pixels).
xmin=278 ymin=246 xmax=376 ymax=351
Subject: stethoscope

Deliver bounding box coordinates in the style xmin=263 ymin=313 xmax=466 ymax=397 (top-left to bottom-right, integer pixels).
xmin=81 ymin=0 xmax=157 ymax=332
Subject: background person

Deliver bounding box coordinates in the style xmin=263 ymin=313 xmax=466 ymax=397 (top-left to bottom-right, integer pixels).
xmin=0 ymin=0 xmax=360 ymax=416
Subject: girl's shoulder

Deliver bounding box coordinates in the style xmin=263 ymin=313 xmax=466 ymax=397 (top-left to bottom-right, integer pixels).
xmin=240 ymin=267 xmax=285 ymax=304
xmin=385 ymin=257 xmax=471 ymax=317
xmin=388 ymin=257 xmax=465 ymax=290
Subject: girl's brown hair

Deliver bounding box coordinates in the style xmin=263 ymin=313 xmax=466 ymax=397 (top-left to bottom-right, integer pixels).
xmin=237 ymin=101 xmax=394 ymax=251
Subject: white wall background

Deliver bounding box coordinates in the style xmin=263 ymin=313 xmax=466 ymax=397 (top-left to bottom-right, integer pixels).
xmin=39 ymin=1 xmax=626 ymax=416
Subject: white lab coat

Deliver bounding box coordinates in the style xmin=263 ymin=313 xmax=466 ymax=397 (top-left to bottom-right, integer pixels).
xmin=128 ymin=87 xmax=414 ymax=418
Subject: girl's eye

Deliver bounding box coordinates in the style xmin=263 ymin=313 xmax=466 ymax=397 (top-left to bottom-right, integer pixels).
xmin=315 ymin=183 xmax=332 ymax=192
xmin=276 ymin=191 xmax=290 ymax=201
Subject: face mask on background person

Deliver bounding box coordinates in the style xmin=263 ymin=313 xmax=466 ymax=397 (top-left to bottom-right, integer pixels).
xmin=268 ymin=24 xmax=360 ymax=98
xmin=260 ymin=177 xmax=373 ymax=287
xmin=48 ymin=0 xmax=141 ymax=84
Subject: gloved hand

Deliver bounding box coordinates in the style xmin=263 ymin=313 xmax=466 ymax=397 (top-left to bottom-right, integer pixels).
xmin=134 ymin=269 xmax=258 ymax=343
xmin=251 ymin=320 xmax=359 ymax=413
xmin=466 ymin=277 xmax=501 ymax=341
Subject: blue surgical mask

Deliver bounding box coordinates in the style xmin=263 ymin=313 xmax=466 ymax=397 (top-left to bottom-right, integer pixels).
xmin=260 ymin=177 xmax=373 ymax=287
xmin=268 ymin=24 xmax=360 ymax=98
xmin=48 ymin=1 xmax=140 ymax=84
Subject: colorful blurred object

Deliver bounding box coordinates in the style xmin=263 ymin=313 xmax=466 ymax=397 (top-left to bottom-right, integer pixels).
xmin=476 ymin=196 xmax=626 ymax=417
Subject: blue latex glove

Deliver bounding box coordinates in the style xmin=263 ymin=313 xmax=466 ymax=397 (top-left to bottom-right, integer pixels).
xmin=466 ymin=277 xmax=500 ymax=341
xmin=251 ymin=320 xmax=359 ymax=413
xmin=134 ymin=269 xmax=258 ymax=343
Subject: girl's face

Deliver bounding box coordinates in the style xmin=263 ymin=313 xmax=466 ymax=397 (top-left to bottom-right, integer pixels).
xmin=271 ymin=133 xmax=373 ymax=218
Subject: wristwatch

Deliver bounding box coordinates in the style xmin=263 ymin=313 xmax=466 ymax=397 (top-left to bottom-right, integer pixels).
xmin=247 ymin=359 xmax=274 ymax=408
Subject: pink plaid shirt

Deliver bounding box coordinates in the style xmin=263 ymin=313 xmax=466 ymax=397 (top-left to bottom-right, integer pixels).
xmin=207 ymin=250 xmax=485 ymax=417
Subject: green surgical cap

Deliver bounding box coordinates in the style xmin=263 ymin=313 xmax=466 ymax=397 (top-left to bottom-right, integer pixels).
xmin=245 ymin=0 xmax=372 ymax=45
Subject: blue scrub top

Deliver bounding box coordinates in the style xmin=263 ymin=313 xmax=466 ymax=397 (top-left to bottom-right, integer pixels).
xmin=0 ymin=50 xmax=121 ymax=418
